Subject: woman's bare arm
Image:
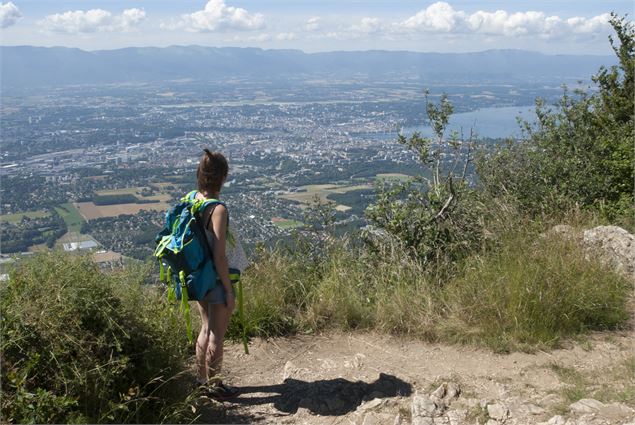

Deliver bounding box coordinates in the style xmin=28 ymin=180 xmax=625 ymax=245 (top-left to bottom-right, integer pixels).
xmin=209 ymin=204 xmax=232 ymax=296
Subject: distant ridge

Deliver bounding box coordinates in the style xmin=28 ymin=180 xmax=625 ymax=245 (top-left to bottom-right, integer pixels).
xmin=0 ymin=45 xmax=616 ymax=89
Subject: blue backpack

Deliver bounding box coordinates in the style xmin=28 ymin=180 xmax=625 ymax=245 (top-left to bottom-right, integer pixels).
xmin=154 ymin=190 xmax=224 ymax=341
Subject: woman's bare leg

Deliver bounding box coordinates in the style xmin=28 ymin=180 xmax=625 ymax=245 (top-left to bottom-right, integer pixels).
xmin=196 ymin=301 xmax=211 ymax=383
xmin=206 ymin=302 xmax=233 ymax=382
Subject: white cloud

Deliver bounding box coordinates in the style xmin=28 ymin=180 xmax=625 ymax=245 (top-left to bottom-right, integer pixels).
xmin=399 ymin=2 xmax=611 ymax=39
xmin=275 ymin=32 xmax=296 ymax=41
xmin=352 ymin=17 xmax=382 ymax=34
xmin=0 ymin=1 xmax=22 ymax=28
xmin=178 ymin=0 xmax=264 ymax=32
xmin=306 ymin=16 xmax=321 ymax=32
xmin=403 ymin=2 xmax=464 ymax=32
xmin=39 ymin=8 xmax=146 ymax=33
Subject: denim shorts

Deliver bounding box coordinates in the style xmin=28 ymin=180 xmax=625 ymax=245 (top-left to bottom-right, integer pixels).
xmin=202 ymin=282 xmax=235 ymax=305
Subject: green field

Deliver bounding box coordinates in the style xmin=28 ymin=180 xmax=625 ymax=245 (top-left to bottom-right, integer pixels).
xmin=54 ymin=203 xmax=85 ymax=233
xmin=272 ymin=219 xmax=304 ymax=229
xmin=375 ymin=173 xmax=412 ymax=181
xmin=0 ymin=210 xmax=50 ymax=224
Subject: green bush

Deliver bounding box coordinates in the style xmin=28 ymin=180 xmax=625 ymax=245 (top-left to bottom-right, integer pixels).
xmin=477 ymin=14 xmax=634 ymax=222
xmin=1 ymin=253 xmax=195 ymax=424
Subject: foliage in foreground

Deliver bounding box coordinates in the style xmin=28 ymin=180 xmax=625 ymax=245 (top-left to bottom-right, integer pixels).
xmin=231 ymin=224 xmax=631 ymax=353
xmin=0 ymin=253 xmax=196 ymax=424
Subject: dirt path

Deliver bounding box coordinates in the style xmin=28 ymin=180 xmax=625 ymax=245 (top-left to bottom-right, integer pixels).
xmin=196 ymin=331 xmax=634 ymax=424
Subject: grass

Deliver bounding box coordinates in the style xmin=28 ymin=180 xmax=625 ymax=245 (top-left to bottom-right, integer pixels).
xmin=0 ymin=209 xmax=50 ymax=224
xmin=54 ymin=203 xmax=85 ymax=232
xmin=228 ymin=225 xmax=632 ymax=353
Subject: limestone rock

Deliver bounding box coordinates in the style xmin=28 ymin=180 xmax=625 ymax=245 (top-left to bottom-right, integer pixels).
xmin=570 ymin=398 xmax=605 ymax=414
xmin=357 ymin=397 xmax=384 ymax=412
xmin=412 ymin=394 xmax=438 ymax=418
xmin=583 ymin=225 xmax=635 ymax=278
xmin=487 ymin=402 xmax=510 ymax=421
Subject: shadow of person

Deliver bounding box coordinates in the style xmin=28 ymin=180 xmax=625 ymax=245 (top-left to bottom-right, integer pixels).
xmin=231 ymin=372 xmax=412 ymax=416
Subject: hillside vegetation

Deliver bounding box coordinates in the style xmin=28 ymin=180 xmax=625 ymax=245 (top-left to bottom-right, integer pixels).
xmin=1 ymin=14 xmax=632 ymax=425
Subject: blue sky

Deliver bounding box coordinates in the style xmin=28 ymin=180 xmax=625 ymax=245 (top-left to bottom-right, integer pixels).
xmin=1 ymin=1 xmax=632 ymax=54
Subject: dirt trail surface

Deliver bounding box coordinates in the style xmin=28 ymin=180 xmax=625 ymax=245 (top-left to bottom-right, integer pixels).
xmin=196 ymin=332 xmax=634 ymax=424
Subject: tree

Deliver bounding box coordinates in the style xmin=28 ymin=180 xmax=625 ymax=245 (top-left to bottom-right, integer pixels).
xmin=477 ymin=13 xmax=634 ymax=221
xmin=365 ymin=92 xmax=484 ymax=266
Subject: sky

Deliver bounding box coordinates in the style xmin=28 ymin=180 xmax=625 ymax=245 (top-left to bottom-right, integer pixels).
xmin=0 ymin=1 xmax=632 ymax=54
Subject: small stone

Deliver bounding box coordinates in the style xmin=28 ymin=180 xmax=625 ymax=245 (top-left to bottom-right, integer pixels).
xmin=445 ymin=382 xmax=461 ymax=400
xmin=487 ymin=402 xmax=510 ymax=421
xmin=570 ymin=398 xmax=605 ymax=414
xmin=282 ymin=361 xmax=296 ymax=380
xmin=546 ymin=415 xmax=566 ymax=425
xmin=357 ymin=398 xmax=384 ymax=412
xmin=412 ymin=394 xmax=438 ymax=417
xmin=432 ymin=383 xmax=447 ymax=399
xmin=526 ymin=403 xmax=546 ymax=415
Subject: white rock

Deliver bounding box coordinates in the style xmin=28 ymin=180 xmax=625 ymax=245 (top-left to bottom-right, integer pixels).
xmin=487 ymin=403 xmax=510 ymax=421
xmin=357 ymin=398 xmax=384 ymax=412
xmin=525 ymin=403 xmax=546 ymax=415
xmin=432 ymin=383 xmax=447 ymax=399
xmin=583 ymin=225 xmax=635 ymax=278
xmin=282 ymin=361 xmax=296 ymax=380
xmin=570 ymin=398 xmax=605 ymax=414
xmin=445 ymin=382 xmax=461 ymax=400
xmin=412 ymin=394 xmax=440 ymax=418
xmin=546 ymin=415 xmax=566 ymax=425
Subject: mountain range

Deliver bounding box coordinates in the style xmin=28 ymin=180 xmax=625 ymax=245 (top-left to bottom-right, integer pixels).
xmin=0 ymin=45 xmax=616 ymax=89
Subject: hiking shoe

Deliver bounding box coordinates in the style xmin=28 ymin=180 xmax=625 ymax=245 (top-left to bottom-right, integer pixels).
xmin=205 ymin=382 xmax=240 ymax=400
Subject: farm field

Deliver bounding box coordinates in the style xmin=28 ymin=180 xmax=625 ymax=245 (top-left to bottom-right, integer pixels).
xmin=96 ymin=187 xmax=171 ymax=202
xmin=54 ymin=203 xmax=85 ymax=232
xmin=375 ymin=173 xmax=412 ymax=181
xmin=271 ymin=217 xmax=304 ymax=229
xmin=278 ymin=183 xmax=373 ymax=207
xmin=0 ymin=209 xmax=50 ymax=224
xmin=74 ymin=201 xmax=169 ymax=220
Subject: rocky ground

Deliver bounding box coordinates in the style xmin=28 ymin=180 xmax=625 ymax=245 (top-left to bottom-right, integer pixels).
xmin=193 ymin=331 xmax=634 ymax=424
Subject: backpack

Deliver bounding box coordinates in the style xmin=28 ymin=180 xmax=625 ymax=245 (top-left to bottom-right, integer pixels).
xmin=154 ymin=190 xmax=225 ymax=341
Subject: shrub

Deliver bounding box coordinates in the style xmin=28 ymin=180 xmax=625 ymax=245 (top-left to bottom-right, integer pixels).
xmin=0 ymin=253 xmax=195 ymax=424
xmin=366 ymin=93 xmax=486 ymax=266
xmin=477 ymin=14 xmax=634 ymax=222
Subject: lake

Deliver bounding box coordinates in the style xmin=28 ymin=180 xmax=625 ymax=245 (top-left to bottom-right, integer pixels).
xmin=402 ymin=105 xmax=537 ymax=139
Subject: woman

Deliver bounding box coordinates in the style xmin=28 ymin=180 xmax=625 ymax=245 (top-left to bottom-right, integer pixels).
xmin=194 ymin=148 xmax=240 ymax=399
